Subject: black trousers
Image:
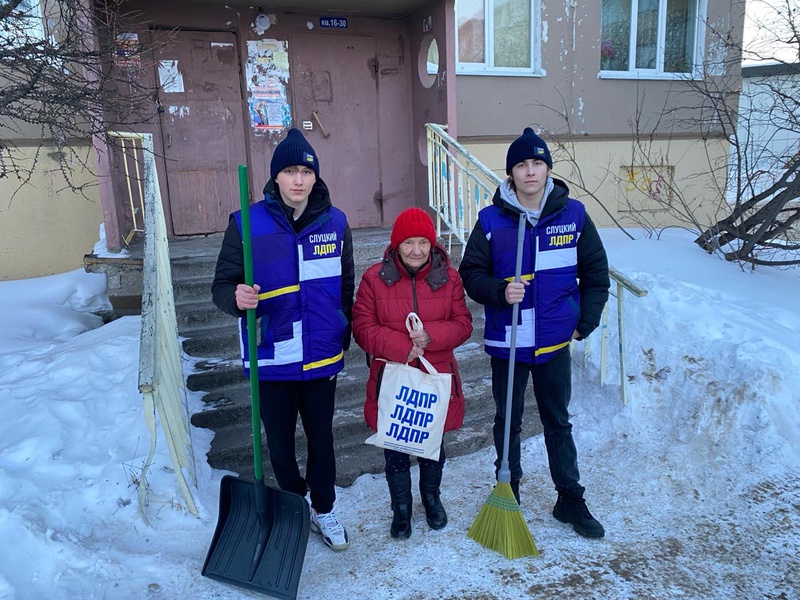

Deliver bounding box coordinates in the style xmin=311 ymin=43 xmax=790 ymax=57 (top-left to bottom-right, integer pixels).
xmin=259 ymin=376 xmax=337 ymax=514
xmin=384 ymin=443 xmax=446 ymax=475
xmin=490 ymin=348 xmax=584 ymax=496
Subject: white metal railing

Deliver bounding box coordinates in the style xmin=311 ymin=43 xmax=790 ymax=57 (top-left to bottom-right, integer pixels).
xmin=597 ymin=267 xmax=648 ymax=405
xmin=425 ymin=123 xmax=648 ymax=403
xmin=114 ymin=131 xmax=198 ymax=522
xmin=107 ymin=132 xmax=146 ymax=246
xmin=426 ymin=123 xmax=496 ymax=256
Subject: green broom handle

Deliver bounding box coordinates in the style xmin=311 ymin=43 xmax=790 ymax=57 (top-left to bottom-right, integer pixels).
xmin=499 ymin=211 xmax=526 ymax=484
xmin=238 ymin=165 xmax=264 ymax=482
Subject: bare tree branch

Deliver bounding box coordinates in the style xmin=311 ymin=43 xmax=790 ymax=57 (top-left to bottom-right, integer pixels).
xmin=0 ymin=0 xmax=166 ymax=195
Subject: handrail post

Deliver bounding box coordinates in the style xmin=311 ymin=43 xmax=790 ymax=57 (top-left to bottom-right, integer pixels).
xmin=617 ymin=281 xmax=628 ymax=405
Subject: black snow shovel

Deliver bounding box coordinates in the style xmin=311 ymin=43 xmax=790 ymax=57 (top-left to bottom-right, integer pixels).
xmin=202 ymin=165 xmax=310 ymax=599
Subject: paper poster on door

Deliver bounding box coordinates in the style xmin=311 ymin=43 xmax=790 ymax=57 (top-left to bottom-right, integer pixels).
xmin=246 ymin=40 xmax=291 ymax=134
xmin=249 ymin=84 xmax=288 ymax=132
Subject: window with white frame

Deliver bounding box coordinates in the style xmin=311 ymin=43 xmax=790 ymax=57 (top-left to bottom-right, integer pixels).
xmin=600 ymin=0 xmax=704 ymax=77
xmin=456 ymin=0 xmax=539 ymax=75
xmin=0 ymin=0 xmax=46 ymax=46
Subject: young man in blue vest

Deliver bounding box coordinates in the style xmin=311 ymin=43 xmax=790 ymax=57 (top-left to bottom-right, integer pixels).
xmin=212 ymin=128 xmax=355 ymax=550
xmin=459 ymin=128 xmax=610 ymax=538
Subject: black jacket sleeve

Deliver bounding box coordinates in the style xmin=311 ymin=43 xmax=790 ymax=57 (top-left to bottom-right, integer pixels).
xmin=458 ymin=219 xmax=511 ymax=308
xmin=340 ymin=224 xmax=355 ymax=351
xmin=211 ymin=216 xmax=245 ymax=318
xmin=575 ymin=213 xmax=610 ymax=339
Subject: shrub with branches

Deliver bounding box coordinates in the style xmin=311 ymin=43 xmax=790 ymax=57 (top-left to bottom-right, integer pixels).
xmin=0 ymin=0 xmax=161 ymax=192
xmin=694 ymin=0 xmax=800 ymax=266
xmin=529 ymin=1 xmax=799 ymax=268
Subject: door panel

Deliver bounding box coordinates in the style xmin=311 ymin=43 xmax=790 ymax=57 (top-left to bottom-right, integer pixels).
xmin=291 ymin=33 xmax=381 ymax=228
xmin=156 ymin=30 xmax=247 ymax=235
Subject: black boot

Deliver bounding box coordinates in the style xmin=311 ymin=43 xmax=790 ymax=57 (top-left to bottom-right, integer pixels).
xmin=552 ymin=489 xmax=605 ymax=538
xmin=419 ymin=462 xmax=447 ymax=530
xmin=386 ymin=472 xmax=412 ymax=539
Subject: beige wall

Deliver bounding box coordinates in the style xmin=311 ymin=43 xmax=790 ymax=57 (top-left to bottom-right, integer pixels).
xmin=456 ymin=0 xmax=745 ymax=138
xmin=462 ymin=137 xmax=730 ymax=230
xmin=0 ymin=143 xmax=103 ymax=281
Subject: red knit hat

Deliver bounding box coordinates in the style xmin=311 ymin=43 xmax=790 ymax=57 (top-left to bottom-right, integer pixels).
xmin=391 ymin=207 xmax=437 ymax=250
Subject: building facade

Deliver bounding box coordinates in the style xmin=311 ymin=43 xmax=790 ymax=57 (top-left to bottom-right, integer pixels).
xmin=0 ymin=0 xmax=747 ymax=278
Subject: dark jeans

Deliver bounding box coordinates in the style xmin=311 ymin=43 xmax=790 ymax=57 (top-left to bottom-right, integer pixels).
xmin=491 ymin=348 xmax=584 ymax=496
xmin=259 ymin=376 xmax=337 ymax=514
xmin=384 ymin=443 xmax=446 ymax=475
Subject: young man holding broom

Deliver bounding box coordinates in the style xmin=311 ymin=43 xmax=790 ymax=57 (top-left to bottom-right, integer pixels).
xmin=212 ymin=128 xmax=354 ymax=551
xmin=459 ymin=127 xmax=610 ymax=538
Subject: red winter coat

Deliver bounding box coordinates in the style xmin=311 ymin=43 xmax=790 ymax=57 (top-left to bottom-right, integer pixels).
xmin=352 ymin=244 xmax=473 ymax=433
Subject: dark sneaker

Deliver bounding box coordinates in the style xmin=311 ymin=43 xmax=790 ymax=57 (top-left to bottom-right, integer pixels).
xmin=553 ymin=492 xmax=605 ymax=538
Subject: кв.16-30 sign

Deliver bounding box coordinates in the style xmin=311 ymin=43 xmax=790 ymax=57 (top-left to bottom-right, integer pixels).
xmin=320 ymin=17 xmax=348 ymax=28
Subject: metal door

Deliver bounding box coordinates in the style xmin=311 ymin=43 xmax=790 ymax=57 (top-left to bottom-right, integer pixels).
xmin=291 ymin=33 xmax=381 ymax=228
xmin=156 ymin=30 xmax=247 ymax=235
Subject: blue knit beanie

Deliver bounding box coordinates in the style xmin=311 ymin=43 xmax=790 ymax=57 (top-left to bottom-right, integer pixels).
xmin=270 ymin=128 xmax=319 ymax=180
xmin=505 ymin=127 xmax=552 ymax=174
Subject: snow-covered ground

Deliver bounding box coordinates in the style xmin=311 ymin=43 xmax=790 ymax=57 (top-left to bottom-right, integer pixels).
xmin=0 ymin=229 xmax=798 ymax=599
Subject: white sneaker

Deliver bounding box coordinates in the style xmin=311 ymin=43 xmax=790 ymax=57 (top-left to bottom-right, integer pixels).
xmin=310 ymin=508 xmax=350 ymax=551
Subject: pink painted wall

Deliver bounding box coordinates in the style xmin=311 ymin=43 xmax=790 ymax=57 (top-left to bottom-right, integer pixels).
xmin=406 ymin=0 xmax=456 ymax=222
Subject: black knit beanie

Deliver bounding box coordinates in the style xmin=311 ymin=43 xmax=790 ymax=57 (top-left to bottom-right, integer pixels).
xmin=505 ymin=127 xmax=553 ymax=174
xmin=270 ymin=128 xmax=320 ymax=180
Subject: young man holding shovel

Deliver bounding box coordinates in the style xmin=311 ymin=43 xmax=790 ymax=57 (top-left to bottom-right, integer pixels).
xmin=212 ymin=128 xmax=355 ymax=551
xmin=459 ymin=128 xmax=610 ymax=538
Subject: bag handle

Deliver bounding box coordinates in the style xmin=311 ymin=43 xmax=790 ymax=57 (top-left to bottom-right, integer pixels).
xmin=405 ymin=312 xmax=438 ymax=374
xmin=405 ymin=312 xmax=423 ymax=333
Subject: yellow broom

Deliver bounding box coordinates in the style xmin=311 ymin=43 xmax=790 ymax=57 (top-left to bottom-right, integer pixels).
xmin=468 ymin=211 xmax=539 ymax=559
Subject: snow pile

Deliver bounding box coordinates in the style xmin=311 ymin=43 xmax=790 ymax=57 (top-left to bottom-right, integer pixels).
xmin=0 ymin=233 xmax=798 ymax=599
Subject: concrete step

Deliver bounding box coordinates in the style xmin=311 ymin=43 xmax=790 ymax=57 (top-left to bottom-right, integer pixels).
xmin=171 ymin=255 xmax=218 ymax=281
xmin=172 ymin=275 xmax=213 ymax=306
xmin=181 ymin=324 xmax=240 ymax=357
xmin=186 ymin=359 xmax=244 ymax=391
xmin=175 ymin=299 xmax=232 ymax=330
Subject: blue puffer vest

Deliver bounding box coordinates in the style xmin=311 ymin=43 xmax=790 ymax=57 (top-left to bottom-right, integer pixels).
xmin=234 ymin=199 xmax=349 ymax=380
xmin=481 ymin=200 xmax=586 ymax=364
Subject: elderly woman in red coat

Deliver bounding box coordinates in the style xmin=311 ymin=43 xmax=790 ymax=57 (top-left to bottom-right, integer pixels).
xmin=352 ymin=207 xmax=473 ymax=539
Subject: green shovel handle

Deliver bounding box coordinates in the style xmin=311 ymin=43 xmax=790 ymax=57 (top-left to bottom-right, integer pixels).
xmin=238 ymin=165 xmax=264 ymax=482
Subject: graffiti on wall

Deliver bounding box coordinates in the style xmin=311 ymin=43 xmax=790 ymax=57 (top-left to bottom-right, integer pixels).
xmin=246 ymin=39 xmax=291 ymax=135
xmin=617 ymin=165 xmax=675 ymax=212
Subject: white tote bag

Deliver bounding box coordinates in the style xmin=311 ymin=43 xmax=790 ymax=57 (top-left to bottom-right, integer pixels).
xmin=365 ymin=313 xmax=452 ymax=461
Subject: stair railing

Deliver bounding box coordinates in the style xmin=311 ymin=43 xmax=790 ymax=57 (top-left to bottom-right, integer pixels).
xmin=426 ymin=123 xmax=496 ymax=257
xmin=110 ymin=131 xmax=198 ymax=522
xmin=425 ymin=123 xmax=648 ymax=404
xmin=107 ymin=131 xmax=146 ymax=246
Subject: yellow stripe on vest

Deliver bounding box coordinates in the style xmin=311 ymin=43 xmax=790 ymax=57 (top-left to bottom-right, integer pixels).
xmin=303 ymin=350 xmax=344 ymax=371
xmin=535 ymin=339 xmax=571 ymax=356
xmin=504 ymin=273 xmax=534 ymax=282
xmin=258 ymin=284 xmax=300 ymax=300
